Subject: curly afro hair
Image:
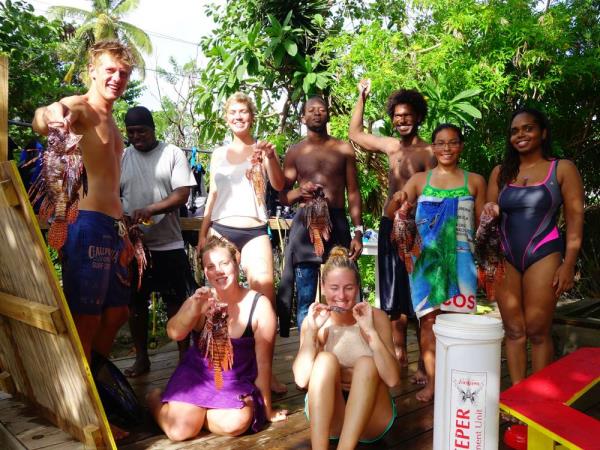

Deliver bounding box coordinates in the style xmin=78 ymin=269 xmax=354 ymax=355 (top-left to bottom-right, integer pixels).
xmin=385 ymin=89 xmax=428 ymax=125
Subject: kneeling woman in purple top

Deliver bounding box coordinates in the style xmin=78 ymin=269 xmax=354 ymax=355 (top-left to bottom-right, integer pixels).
xmin=147 ymin=236 xmax=287 ymax=441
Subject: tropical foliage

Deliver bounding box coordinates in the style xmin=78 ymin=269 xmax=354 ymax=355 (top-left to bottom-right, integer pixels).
xmin=49 ymin=0 xmax=152 ymax=82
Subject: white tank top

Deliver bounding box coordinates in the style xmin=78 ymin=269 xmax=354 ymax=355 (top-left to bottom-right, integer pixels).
xmin=210 ymin=146 xmax=268 ymax=222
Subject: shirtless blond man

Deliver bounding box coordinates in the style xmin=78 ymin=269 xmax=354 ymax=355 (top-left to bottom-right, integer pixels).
xmin=277 ymin=96 xmax=363 ymax=336
xmin=349 ymin=81 xmax=435 ymax=377
xmin=33 ymin=41 xmax=135 ymax=368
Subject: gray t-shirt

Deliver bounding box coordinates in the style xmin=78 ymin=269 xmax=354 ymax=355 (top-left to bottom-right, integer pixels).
xmin=121 ymin=142 xmax=197 ymax=250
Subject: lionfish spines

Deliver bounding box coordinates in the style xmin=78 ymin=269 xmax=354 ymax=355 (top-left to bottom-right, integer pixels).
xmin=246 ymin=148 xmax=266 ymax=207
xmin=304 ymin=186 xmax=332 ymax=257
xmin=391 ymin=201 xmax=421 ymax=274
xmin=198 ymin=302 xmax=234 ymax=390
xmin=474 ymin=212 xmax=505 ymax=301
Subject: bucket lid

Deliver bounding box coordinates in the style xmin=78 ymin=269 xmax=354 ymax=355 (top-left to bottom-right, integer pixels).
xmin=434 ymin=313 xmax=504 ymax=334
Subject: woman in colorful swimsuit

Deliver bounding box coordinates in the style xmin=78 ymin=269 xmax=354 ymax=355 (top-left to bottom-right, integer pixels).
xmin=385 ymin=123 xmax=487 ymax=402
xmin=485 ymin=108 xmax=583 ymax=384
xmin=147 ymin=237 xmax=287 ymax=441
xmin=293 ymin=247 xmax=400 ymax=450
xmin=198 ymin=92 xmax=286 ymax=392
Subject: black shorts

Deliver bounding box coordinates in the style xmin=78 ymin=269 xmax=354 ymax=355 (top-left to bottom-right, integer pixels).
xmin=131 ymin=248 xmax=198 ymax=307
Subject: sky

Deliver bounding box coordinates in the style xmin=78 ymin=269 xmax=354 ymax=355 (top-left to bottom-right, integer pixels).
xmin=28 ymin=0 xmax=221 ymax=109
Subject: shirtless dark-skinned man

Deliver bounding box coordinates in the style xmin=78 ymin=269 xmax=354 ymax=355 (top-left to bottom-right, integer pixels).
xmin=277 ymin=96 xmax=363 ymax=337
xmin=32 ymin=40 xmax=136 ymax=440
xmin=349 ymin=80 xmax=435 ymax=384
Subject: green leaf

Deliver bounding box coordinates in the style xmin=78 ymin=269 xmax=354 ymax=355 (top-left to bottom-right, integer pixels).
xmin=450 ymin=88 xmax=482 ymax=103
xmin=454 ymin=102 xmax=482 ymax=119
xmin=284 ymin=40 xmax=298 ymax=56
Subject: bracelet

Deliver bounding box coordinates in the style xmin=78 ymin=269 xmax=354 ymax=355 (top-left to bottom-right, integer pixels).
xmin=353 ymin=225 xmax=364 ymax=235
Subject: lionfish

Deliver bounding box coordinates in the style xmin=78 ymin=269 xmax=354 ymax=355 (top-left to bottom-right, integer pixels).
xmin=29 ymin=125 xmax=86 ymax=251
xmin=304 ymin=186 xmax=331 ymax=257
xmin=198 ymin=301 xmax=234 ymax=389
xmin=474 ymin=212 xmax=505 ymax=301
xmin=246 ymin=147 xmax=266 ymax=207
xmin=390 ymin=201 xmax=422 ymax=273
xmin=118 ymin=217 xmax=148 ymax=291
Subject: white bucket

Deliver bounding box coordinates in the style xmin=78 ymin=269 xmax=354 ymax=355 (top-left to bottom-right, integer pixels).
xmin=432 ymin=313 xmax=504 ymax=450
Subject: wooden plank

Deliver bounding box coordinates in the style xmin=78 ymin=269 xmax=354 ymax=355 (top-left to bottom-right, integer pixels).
xmin=0 ymin=180 xmax=19 ymax=207
xmin=0 ymin=162 xmax=115 ymax=449
xmin=0 ymin=422 xmax=27 ymax=450
xmin=0 ymin=292 xmax=66 ymax=335
xmin=0 ymin=55 xmax=7 ymax=163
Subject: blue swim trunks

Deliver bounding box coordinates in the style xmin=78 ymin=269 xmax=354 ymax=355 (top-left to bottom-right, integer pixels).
xmin=62 ymin=210 xmax=131 ymax=315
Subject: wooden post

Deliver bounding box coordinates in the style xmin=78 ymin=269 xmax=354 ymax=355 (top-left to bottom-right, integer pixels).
xmin=0 ymin=55 xmax=7 ymax=162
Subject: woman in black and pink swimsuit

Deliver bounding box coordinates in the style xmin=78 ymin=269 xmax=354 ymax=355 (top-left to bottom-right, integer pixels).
xmin=485 ymin=108 xmax=584 ymax=385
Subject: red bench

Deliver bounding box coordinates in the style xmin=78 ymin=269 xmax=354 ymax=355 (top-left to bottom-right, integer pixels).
xmin=499 ymin=347 xmax=600 ymax=449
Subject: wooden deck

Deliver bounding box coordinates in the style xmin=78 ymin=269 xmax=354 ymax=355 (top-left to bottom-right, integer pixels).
xmin=0 ymin=323 xmax=523 ymax=449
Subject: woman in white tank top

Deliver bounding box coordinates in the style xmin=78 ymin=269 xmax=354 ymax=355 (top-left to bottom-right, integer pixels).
xmin=198 ymin=92 xmax=286 ymax=393
xmin=292 ymin=247 xmax=400 ymax=449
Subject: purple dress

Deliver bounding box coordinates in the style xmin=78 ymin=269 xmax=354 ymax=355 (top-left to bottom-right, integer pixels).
xmin=161 ymin=293 xmax=267 ymax=433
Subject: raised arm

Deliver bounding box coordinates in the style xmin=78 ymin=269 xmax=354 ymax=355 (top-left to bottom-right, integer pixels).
xmin=166 ymin=287 xmax=211 ymax=341
xmin=292 ymin=303 xmax=330 ymax=388
xmin=253 ymin=295 xmax=288 ymax=422
xmin=348 ymin=81 xmax=399 ymax=155
xmin=32 ymin=96 xmax=84 ymax=135
xmin=554 ymin=160 xmax=584 ymax=296
xmin=353 ymin=304 xmax=400 ymax=387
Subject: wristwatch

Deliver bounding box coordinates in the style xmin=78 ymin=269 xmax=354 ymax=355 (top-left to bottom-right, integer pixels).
xmin=353 ymin=225 xmax=364 ymax=235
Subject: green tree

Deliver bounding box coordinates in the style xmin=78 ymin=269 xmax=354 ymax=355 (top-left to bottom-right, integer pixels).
xmin=49 ymin=0 xmax=152 ymax=82
xmin=1 ymin=0 xmax=78 ymax=148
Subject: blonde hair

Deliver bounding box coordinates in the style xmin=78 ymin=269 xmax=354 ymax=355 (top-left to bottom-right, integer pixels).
xmin=88 ymin=39 xmax=135 ymax=72
xmin=223 ymin=92 xmax=257 ymax=118
xmin=322 ymin=246 xmax=360 ymax=285
xmin=200 ymin=236 xmax=239 ymax=268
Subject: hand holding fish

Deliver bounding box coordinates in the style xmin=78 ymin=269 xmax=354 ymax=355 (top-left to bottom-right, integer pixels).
xmin=306 ymin=302 xmax=330 ymax=332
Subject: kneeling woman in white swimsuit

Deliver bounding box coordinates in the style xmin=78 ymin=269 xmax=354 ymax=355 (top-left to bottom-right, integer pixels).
xmin=292 ymin=247 xmax=400 ymax=450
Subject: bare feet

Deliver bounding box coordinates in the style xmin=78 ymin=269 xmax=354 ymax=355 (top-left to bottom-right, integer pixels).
xmin=271 ymin=374 xmax=288 ymax=394
xmin=394 ymin=344 xmax=409 ymax=367
xmin=110 ymin=423 xmax=129 ymax=440
xmin=123 ymin=357 xmax=150 ymax=378
xmin=411 ymin=359 xmax=427 ymax=385
xmin=415 ymin=384 xmax=434 ymax=402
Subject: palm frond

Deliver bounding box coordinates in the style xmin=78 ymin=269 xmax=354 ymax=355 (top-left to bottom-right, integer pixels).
xmin=48 ymin=5 xmax=91 ymax=22
xmin=112 ymin=0 xmax=141 ymax=16
xmin=119 ymin=21 xmax=153 ymax=54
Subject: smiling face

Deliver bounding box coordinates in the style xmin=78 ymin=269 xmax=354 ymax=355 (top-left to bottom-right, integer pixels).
xmin=302 ymin=98 xmax=329 ymax=133
xmin=509 ymin=112 xmax=547 ymax=155
xmin=432 ymin=127 xmax=463 ymax=167
xmin=89 ymin=53 xmax=131 ymax=102
xmin=392 ymin=103 xmax=420 ymax=137
xmin=203 ymin=247 xmax=239 ymax=290
xmin=322 ymin=268 xmax=359 ymax=311
xmin=226 ymin=101 xmax=254 ymax=135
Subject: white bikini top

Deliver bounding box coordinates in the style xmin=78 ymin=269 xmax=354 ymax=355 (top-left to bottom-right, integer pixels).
xmin=324 ymin=323 xmax=373 ymax=368
xmin=210 ymin=146 xmax=268 ymax=222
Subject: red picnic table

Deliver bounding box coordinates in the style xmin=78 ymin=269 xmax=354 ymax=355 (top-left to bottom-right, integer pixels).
xmin=499 ymin=347 xmax=600 ymax=449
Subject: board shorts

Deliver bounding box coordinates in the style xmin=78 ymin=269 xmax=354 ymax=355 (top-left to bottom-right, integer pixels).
xmin=62 ymin=210 xmax=131 ymax=315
